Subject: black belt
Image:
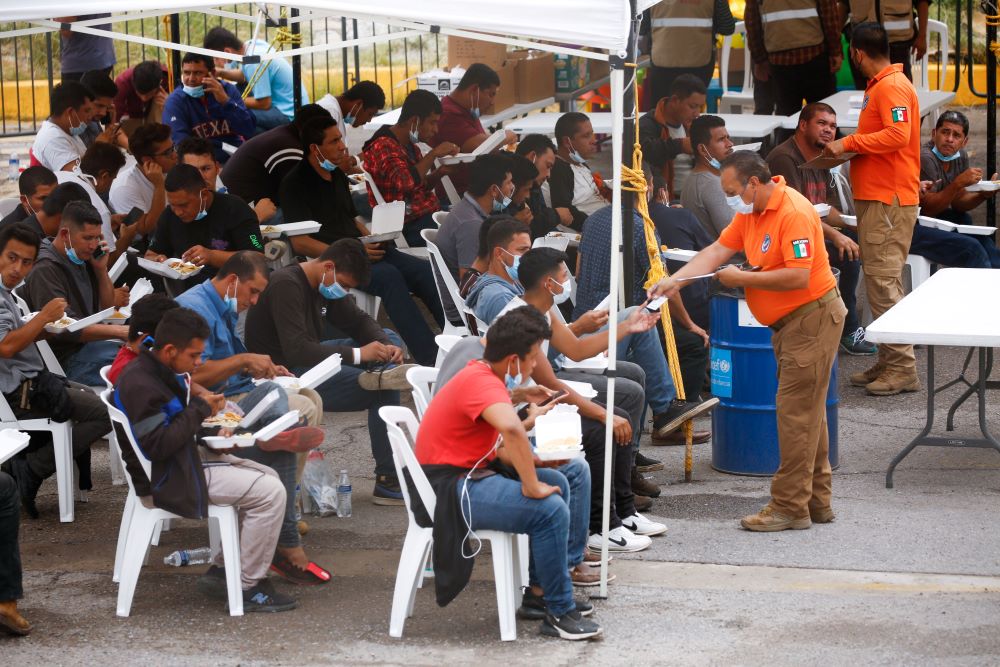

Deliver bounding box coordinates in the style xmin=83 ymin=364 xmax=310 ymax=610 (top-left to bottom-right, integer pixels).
xmin=769 ymin=287 xmax=841 ymax=332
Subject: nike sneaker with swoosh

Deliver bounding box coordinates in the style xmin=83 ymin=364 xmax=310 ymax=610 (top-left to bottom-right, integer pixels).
xmin=587 ymin=526 xmax=651 ymax=553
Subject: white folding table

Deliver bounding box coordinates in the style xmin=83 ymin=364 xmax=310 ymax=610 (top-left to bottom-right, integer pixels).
xmin=366 ymin=97 xmax=555 ymax=129
xmin=864 ymin=268 xmax=1000 ymax=488
xmin=505 ymin=111 xmax=783 ymax=140
xmin=781 ymin=89 xmax=956 ymax=131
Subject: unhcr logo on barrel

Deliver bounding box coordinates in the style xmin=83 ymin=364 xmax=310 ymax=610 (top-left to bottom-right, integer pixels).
xmin=710 ymin=347 xmax=733 ymax=398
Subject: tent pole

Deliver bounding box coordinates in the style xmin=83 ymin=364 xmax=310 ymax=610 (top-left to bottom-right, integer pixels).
xmin=169 ymin=14 xmax=181 ymax=87
xmin=291 ymin=7 xmax=303 ymax=111
xmin=598 ymin=61 xmax=626 ymax=601
xmin=986 ymin=0 xmax=997 ymax=231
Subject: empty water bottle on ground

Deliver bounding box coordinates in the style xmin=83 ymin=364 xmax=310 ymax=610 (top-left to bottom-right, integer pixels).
xmin=336 ymin=470 xmax=352 ymax=518
xmin=163 ymin=547 xmax=213 ymax=567
xmin=8 ymin=152 xmax=19 ymax=181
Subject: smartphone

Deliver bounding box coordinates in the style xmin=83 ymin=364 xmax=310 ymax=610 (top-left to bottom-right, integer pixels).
xmin=538 ymin=390 xmax=568 ymax=407
xmin=645 ymin=295 xmax=668 ymax=312
xmin=92 ymin=239 xmax=106 ymax=260
xmin=123 ymin=206 xmax=143 ymax=226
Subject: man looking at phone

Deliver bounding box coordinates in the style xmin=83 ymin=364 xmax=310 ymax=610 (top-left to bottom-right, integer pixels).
xmin=22 ymin=201 xmax=129 ymax=386
xmin=163 ymin=53 xmax=255 ymax=163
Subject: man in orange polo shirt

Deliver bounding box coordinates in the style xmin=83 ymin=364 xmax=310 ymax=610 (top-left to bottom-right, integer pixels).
xmin=822 ymin=22 xmax=921 ymax=396
xmin=650 ymin=152 xmax=846 ymax=532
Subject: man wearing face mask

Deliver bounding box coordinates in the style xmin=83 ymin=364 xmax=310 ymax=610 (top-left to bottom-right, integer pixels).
xmin=31 ymin=82 xmax=95 ymax=173
xmin=145 ymin=164 xmax=264 ymax=289
xmin=163 ymin=53 xmax=255 ymax=164
xmin=318 ymin=81 xmax=386 ymax=145
xmin=822 ymin=22 xmax=921 ymax=396
xmin=7 ymin=182 xmax=90 ymax=241
xmin=436 ymin=153 xmax=515 ymax=279
xmin=547 ymin=113 xmax=610 ymax=231
xmin=682 ymin=114 xmax=735 ymax=239
xmin=429 ymin=63 xmax=518 ymax=196
xmin=245 ymin=239 xmax=415 ymax=506
xmin=280 ymin=116 xmax=444 ymax=367
xmin=650 ymin=152 xmax=846 ymax=532
xmin=362 ymin=89 xmax=458 ymax=247
xmin=0 ymin=167 xmax=57 ymax=229
xmin=22 ymin=201 xmax=130 ymax=387
xmin=54 ymin=143 xmax=127 ymax=257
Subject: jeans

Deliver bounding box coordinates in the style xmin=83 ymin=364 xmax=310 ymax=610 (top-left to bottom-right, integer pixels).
xmin=292 ymin=331 xmax=402 ymax=478
xmin=909 ymin=224 xmax=997 ymax=269
xmin=364 ymin=247 xmax=444 ymax=366
xmin=0 ymin=472 xmax=22 ymax=601
xmin=231 ymin=383 xmax=300 ymax=548
xmin=402 ymin=213 xmax=437 ymax=248
xmin=461 ymin=465 xmax=575 ymax=616
xmin=602 ymin=307 xmax=676 ymax=414
xmin=921 ymin=210 xmax=1000 ymax=268
xmin=63 ymin=340 xmax=122 ymax=387
xmin=558 ymin=359 xmax=646 ymax=448
xmin=580 ymin=405 xmax=634 ymax=532
xmin=771 ymin=53 xmax=837 ymax=116
xmin=825 ymin=229 xmax=863 ymax=334
xmin=251 ymin=105 xmax=291 ymax=134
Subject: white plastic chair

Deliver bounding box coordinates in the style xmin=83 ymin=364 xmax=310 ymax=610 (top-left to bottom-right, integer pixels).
xmin=379 ymin=406 xmax=526 ymax=641
xmin=0 ymin=197 xmax=19 ymax=218
xmin=98 ymin=365 xmax=128 ymax=487
xmin=421 ymin=228 xmax=473 ymax=340
xmin=905 ymin=254 xmax=932 ymax=292
xmin=434 ymin=334 xmax=463 ymax=358
xmin=349 ymin=288 xmax=382 ymax=321
xmin=720 ymin=22 xmax=754 ymax=113
xmin=913 ymin=19 xmax=949 ymax=92
xmin=431 ymin=211 xmax=449 ymax=228
xmin=405 ymin=366 xmax=438 ymax=419
xmin=99 ymin=388 xmax=244 ymax=617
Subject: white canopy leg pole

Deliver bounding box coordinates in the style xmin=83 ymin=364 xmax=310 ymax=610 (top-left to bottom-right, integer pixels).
xmin=599 ymin=62 xmax=625 ymax=599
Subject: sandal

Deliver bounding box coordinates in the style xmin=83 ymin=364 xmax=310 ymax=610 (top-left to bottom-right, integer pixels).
xmin=269 ymin=554 xmax=331 ymax=585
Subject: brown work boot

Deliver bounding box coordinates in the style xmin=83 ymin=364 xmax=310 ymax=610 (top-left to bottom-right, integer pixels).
xmin=631 ymin=468 xmax=661 ymax=498
xmin=634 ymin=494 xmax=653 ymax=512
xmin=0 ymin=600 xmax=31 ymax=636
xmin=866 ymin=370 xmax=921 ymax=396
xmin=810 ymin=507 xmax=836 ymax=524
xmin=849 ymin=362 xmax=885 ymax=387
xmin=651 ymin=428 xmax=712 ymax=446
xmin=740 ymin=506 xmax=811 ymax=532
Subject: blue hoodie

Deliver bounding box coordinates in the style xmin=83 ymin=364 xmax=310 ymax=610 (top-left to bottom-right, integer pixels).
xmin=163 ymin=81 xmax=256 ymax=163
xmin=464 ymin=273 xmax=523 ymax=325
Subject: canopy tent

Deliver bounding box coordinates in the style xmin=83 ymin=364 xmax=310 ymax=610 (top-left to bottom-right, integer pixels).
xmin=1 ymin=0 xmax=659 ymax=598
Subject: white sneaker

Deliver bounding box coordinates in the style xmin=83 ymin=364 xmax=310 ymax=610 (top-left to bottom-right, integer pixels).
xmin=621 ymin=512 xmax=668 ymax=536
xmin=587 ymin=526 xmax=652 ymax=553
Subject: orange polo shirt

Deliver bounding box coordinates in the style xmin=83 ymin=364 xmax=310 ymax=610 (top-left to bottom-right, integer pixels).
xmin=842 ymin=64 xmax=921 ymax=206
xmin=718 ymin=176 xmax=837 ymax=325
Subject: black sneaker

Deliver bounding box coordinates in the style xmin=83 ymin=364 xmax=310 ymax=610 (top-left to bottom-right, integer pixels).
xmin=10 ymin=457 xmax=42 ymax=519
xmin=196 ymin=565 xmax=228 ymax=600
xmin=840 ymin=327 xmax=878 ymax=356
xmin=239 ymin=579 xmax=297 ymax=613
xmin=652 ymin=397 xmax=719 ymax=438
xmin=373 ymin=474 xmax=405 ymax=506
xmin=540 ymin=609 xmax=602 ymax=640
xmin=634 ymin=452 xmax=663 ymax=473
xmin=516 ymin=587 xmax=594 ymax=621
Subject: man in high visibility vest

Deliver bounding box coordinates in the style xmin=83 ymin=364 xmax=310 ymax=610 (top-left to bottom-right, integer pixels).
xmin=840 ymin=0 xmax=929 ymax=86
xmin=744 ymin=0 xmax=843 ymax=115
xmin=644 ymin=0 xmax=736 ymax=111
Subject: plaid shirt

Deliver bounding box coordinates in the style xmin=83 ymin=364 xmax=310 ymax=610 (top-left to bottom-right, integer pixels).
xmin=362 ymin=131 xmax=441 ymax=223
xmin=744 ymin=0 xmax=842 ymax=66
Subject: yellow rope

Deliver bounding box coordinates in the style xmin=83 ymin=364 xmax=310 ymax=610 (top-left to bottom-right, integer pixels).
xmin=241 ymin=10 xmax=302 ymax=100
xmin=618 ymin=89 xmax=696 ymax=481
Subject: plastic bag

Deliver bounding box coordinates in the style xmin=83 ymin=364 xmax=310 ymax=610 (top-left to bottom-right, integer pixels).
xmin=301 ymin=450 xmax=338 ymax=517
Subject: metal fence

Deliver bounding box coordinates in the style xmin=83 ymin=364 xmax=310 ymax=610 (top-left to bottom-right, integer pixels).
xmin=0 ymin=7 xmax=444 ymax=136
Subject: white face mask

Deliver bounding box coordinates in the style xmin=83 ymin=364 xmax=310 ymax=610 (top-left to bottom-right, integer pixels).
xmin=726 ymin=182 xmax=755 ymax=215
xmin=549 ymin=276 xmax=572 ymax=304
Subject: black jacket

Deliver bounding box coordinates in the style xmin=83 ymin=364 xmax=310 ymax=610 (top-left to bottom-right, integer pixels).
xmin=547 ymin=158 xmax=588 ymax=231
xmin=113 ymin=349 xmax=213 ymax=519
xmin=526 ymin=185 xmax=562 ymax=239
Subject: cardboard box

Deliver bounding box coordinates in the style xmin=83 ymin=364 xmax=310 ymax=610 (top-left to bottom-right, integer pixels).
xmin=510 ymin=50 xmax=555 ymax=103
xmin=589 ymin=58 xmax=610 ymax=83
xmin=416 ymin=68 xmax=465 ymax=99
xmin=448 ymin=35 xmax=508 ymax=70
xmin=490 ymin=60 xmax=518 ymax=114
xmin=554 ymin=54 xmax=588 ymax=93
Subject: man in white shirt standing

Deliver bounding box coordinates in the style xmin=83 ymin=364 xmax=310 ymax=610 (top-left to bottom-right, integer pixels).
xmin=32 ymin=82 xmax=95 ymax=172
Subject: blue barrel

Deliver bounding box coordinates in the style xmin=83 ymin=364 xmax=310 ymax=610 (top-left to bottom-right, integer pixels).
xmin=709 ymin=292 xmax=839 ymax=476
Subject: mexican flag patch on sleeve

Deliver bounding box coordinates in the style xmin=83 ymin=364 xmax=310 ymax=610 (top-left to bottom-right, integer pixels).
xmin=791 ymin=239 xmax=811 ymax=259
xmin=891 ymin=106 xmax=909 ymax=123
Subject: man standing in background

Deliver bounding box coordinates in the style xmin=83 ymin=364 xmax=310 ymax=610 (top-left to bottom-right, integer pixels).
xmin=55 ymin=14 xmax=116 ymax=83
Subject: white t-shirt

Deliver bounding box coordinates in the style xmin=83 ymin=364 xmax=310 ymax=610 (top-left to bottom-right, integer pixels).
xmin=569 ymin=162 xmax=607 ymax=216
xmin=668 ymin=123 xmax=693 ymax=197
xmin=33 ymin=120 xmax=86 ymax=172
xmin=109 ymin=163 xmax=155 ymax=218
xmin=55 ymin=170 xmax=117 ymax=252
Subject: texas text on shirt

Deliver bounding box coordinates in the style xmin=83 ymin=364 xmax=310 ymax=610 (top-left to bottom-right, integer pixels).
xmin=717 ymin=175 xmax=837 ymax=325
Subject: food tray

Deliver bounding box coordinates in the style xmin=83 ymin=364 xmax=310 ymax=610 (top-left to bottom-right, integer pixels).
xmin=437 ymin=153 xmax=478 ymax=165
xmin=250 ymin=410 xmax=300 ymax=441
xmin=561 ymin=380 xmax=597 ymax=399
xmin=203 ymin=434 xmax=255 ymax=449
xmin=535 ymin=445 xmax=584 ymax=461
xmin=299 ymin=354 xmax=342 ymax=390
xmin=966 ymin=180 xmax=1000 ymax=193
xmin=138 ymin=257 xmax=204 ymax=280
xmin=261 ymin=221 xmax=322 ymax=239
xmin=813 ymin=203 xmax=831 ymax=218
xmin=102 ymin=309 xmax=130 ymax=325
xmin=252 ymin=376 xmax=301 ymax=394
xmin=0 ymin=429 xmax=31 ymax=464
xmin=561 ymin=354 xmax=608 ymax=374
xmin=360 ymin=231 xmax=400 ymax=244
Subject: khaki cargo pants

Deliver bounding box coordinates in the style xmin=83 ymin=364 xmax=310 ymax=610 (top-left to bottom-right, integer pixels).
xmin=769 ymin=297 xmax=847 ymax=519
xmin=855 ymin=198 xmax=918 ymax=373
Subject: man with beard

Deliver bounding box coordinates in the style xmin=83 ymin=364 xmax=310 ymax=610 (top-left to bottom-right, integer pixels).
xmin=767 ymin=102 xmax=875 ymax=356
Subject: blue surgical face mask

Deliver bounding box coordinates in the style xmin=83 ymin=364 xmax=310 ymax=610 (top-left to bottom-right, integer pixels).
xmin=492 ymin=184 xmax=512 ymax=213
xmin=343 ymin=102 xmax=360 ymax=127
xmin=183 ymin=85 xmax=205 ymax=99
xmin=319 ymin=267 xmax=347 ymax=300
xmin=223 ymin=277 xmax=238 ymax=314
xmin=708 ymin=157 xmax=722 ymax=170
xmin=568 ymin=148 xmax=586 ymax=165
xmin=68 ymin=110 xmax=87 ymax=137
xmin=726 ymin=188 xmax=755 ymax=215
xmin=408 ymin=120 xmax=420 ymax=144
xmin=316 ymin=147 xmax=338 ymax=172
xmin=195 ymin=190 xmax=208 ymax=221
xmin=504 ymin=357 xmax=522 ymax=391
xmin=501 ymin=248 xmax=521 ymax=282
xmin=62 ymin=232 xmax=85 ymax=265
xmin=471 ymin=89 xmax=481 ymax=120
xmin=931 ymin=145 xmax=962 ymax=163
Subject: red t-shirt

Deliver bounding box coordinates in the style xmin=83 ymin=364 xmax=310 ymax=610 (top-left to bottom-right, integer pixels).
xmin=107 ymin=345 xmax=138 ymax=384
xmin=414 ymin=360 xmax=510 ymax=469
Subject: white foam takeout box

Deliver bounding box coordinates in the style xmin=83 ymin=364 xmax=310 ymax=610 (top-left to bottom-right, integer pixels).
xmin=534 ymin=405 xmax=584 ymax=461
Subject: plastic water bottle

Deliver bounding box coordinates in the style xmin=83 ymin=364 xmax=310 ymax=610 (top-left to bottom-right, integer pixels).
xmin=7 ymin=152 xmax=19 ymax=181
xmin=336 ymin=469 xmax=352 ymax=518
xmin=163 ymin=547 xmax=213 ymax=566
xmin=293 ymin=483 xmax=303 ymax=521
